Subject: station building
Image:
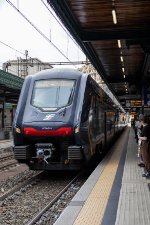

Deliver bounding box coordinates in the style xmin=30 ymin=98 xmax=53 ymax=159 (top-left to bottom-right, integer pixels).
xmin=3 ymin=57 xmax=53 ymax=78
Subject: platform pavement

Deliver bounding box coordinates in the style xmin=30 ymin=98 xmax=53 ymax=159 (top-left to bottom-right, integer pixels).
xmin=53 ymin=127 xmax=150 ymax=225
xmin=115 ymin=128 xmax=150 ymax=225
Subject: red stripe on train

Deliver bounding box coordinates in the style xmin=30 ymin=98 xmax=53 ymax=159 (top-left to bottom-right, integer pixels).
xmin=24 ymin=127 xmax=72 ymax=136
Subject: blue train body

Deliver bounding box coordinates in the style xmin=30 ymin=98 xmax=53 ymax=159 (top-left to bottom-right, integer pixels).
xmin=13 ymin=68 xmax=126 ymax=170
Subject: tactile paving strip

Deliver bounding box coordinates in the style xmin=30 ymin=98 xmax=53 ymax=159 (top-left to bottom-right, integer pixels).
xmin=73 ymin=129 xmax=129 ymax=225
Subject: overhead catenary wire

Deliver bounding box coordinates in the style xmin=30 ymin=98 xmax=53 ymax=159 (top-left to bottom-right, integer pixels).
xmin=1 ymin=0 xmax=86 ymax=70
xmin=5 ymin=0 xmax=77 ymax=68
xmin=0 ymin=39 xmax=88 ymax=67
xmin=40 ymin=0 xmax=80 ymax=49
xmin=0 ymin=40 xmax=43 ymax=67
xmin=41 ymin=0 xmax=87 ymax=64
xmin=0 ymin=40 xmax=25 ymax=56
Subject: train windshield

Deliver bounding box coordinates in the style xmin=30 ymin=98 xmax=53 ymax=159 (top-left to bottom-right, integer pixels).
xmin=31 ymin=79 xmax=75 ymax=110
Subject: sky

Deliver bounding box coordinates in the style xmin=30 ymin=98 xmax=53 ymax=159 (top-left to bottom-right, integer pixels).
xmin=0 ymin=0 xmax=124 ymax=111
xmin=0 ymin=0 xmax=86 ymax=69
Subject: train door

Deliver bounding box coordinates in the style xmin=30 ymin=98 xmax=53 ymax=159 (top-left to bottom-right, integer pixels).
xmin=88 ymin=95 xmax=96 ymax=155
xmin=80 ymin=85 xmax=93 ymax=159
xmin=81 ymin=79 xmax=97 ymax=156
xmin=104 ymin=110 xmax=107 ymax=146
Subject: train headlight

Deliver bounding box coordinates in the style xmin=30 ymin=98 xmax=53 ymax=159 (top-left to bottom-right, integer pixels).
xmin=74 ymin=125 xmax=79 ymax=133
xmin=16 ymin=127 xmax=21 ymax=133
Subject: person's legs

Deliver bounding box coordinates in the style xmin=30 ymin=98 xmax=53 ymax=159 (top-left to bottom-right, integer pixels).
xmin=140 ymin=142 xmax=150 ymax=177
xmin=138 ymin=143 xmax=145 ymax=166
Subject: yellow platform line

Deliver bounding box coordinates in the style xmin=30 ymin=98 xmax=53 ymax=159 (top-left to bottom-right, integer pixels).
xmin=73 ymin=130 xmax=128 ymax=225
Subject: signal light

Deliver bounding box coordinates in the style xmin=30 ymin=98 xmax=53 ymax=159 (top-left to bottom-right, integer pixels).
xmin=16 ymin=127 xmax=21 ymax=133
xmin=74 ymin=125 xmax=79 ymax=133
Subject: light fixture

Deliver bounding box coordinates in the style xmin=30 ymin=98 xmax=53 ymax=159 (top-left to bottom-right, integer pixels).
xmin=118 ymin=40 xmax=121 ymax=48
xmin=112 ymin=9 xmax=117 ymax=24
xmin=123 ymin=75 xmax=126 ymax=78
xmin=122 ymin=67 xmax=125 ymax=72
xmin=120 ymin=56 xmax=123 ymax=62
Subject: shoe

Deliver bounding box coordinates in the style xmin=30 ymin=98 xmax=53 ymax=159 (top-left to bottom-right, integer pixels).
xmin=138 ymin=163 xmax=145 ymax=167
xmin=142 ymin=172 xmax=150 ymax=178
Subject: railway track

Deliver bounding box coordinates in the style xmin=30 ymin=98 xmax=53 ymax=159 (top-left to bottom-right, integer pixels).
xmin=0 ymin=171 xmax=85 ymax=225
xmin=0 ymin=154 xmax=18 ymax=172
xmin=0 ymin=171 xmax=43 ymax=201
xmin=26 ymin=172 xmax=83 ymax=225
xmin=0 ymin=140 xmax=17 ymax=172
xmin=0 ymin=152 xmax=14 ymax=160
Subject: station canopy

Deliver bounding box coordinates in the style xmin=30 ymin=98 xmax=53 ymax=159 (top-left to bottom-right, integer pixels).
xmin=0 ymin=69 xmax=23 ymax=103
xmin=48 ymin=0 xmax=150 ymax=113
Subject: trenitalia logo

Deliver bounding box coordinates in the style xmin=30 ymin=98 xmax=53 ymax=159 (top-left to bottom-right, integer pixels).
xmin=43 ymin=114 xmax=55 ymax=120
xmin=42 ymin=127 xmax=53 ymax=130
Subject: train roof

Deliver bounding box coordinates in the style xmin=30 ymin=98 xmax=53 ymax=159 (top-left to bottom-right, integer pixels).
xmin=27 ymin=68 xmax=86 ymax=80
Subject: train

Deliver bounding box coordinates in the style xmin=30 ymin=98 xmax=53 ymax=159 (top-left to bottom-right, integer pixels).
xmin=13 ymin=68 xmax=126 ymax=170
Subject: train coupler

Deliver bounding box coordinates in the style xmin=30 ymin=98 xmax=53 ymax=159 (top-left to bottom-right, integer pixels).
xmin=35 ymin=143 xmax=55 ymax=163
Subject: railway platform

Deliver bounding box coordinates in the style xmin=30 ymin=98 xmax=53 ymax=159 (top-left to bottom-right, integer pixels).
xmin=54 ymin=127 xmax=150 ymax=225
xmin=0 ymin=127 xmax=13 ymax=141
xmin=0 ymin=139 xmax=13 ymax=150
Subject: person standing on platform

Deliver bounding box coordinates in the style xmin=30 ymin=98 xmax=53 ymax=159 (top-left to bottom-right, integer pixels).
xmin=137 ymin=115 xmax=144 ymax=159
xmin=134 ymin=116 xmax=139 ymax=143
xmin=138 ymin=115 xmax=150 ymax=178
